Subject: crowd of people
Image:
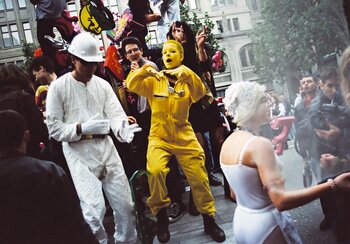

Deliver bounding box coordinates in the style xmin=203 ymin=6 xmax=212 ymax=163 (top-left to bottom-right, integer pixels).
xmin=1 ymin=0 xmax=350 ymax=244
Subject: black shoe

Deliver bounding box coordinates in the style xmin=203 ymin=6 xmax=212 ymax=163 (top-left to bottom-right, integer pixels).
xmin=156 ymin=208 xmax=170 ymax=243
xmin=189 ymin=191 xmax=200 ymax=216
xmin=319 ymin=217 xmax=332 ymax=231
xmin=168 ymin=202 xmax=185 ymax=223
xmin=208 ymin=173 xmax=222 ymax=186
xmin=202 ymin=214 xmax=226 ymax=242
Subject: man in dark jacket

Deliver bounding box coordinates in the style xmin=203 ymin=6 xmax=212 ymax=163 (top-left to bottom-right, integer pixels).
xmin=0 ymin=110 xmax=97 ymax=244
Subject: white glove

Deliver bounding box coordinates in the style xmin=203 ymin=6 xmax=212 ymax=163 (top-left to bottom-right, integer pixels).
xmin=119 ymin=120 xmax=142 ymax=143
xmin=81 ymin=114 xmax=110 ymax=135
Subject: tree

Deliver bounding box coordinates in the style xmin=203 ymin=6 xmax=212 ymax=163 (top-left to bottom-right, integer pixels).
xmin=250 ymin=0 xmax=349 ymax=99
xmin=180 ymin=4 xmax=222 ymax=60
xmin=22 ymin=41 xmax=38 ymax=69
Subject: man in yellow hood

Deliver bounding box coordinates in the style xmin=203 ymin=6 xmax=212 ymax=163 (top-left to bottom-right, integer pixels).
xmin=126 ymin=40 xmax=225 ymax=243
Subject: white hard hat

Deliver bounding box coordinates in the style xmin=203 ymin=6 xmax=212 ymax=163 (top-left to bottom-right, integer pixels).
xmin=68 ymin=32 xmax=104 ymax=62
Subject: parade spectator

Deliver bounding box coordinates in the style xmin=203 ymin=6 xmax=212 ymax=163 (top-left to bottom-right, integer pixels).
xmin=46 ymin=32 xmax=141 ymax=243
xmin=30 ymin=0 xmax=69 ymax=72
xmin=151 ymin=0 xmax=181 ymax=42
xmin=271 ymin=93 xmax=286 ymax=117
xmin=0 ymin=64 xmax=49 ymax=160
xmin=279 ymin=94 xmax=291 ymax=116
xmin=120 ymin=36 xmax=158 ymax=174
xmin=29 ymin=56 xmax=57 ymax=112
xmin=0 ymin=110 xmax=98 ymax=244
xmin=220 ymin=81 xmax=350 ymax=244
xmin=127 ymin=0 xmax=161 ymax=55
xmin=126 ymin=39 xmax=226 ymax=243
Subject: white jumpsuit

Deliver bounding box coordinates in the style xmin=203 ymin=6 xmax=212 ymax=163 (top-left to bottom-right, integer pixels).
xmin=46 ymin=73 xmax=136 ymax=244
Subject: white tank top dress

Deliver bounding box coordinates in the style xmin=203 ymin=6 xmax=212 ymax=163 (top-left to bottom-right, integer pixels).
xmin=221 ymin=136 xmax=302 ymax=244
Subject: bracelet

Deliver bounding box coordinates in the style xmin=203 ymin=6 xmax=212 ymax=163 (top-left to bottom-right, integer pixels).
xmin=76 ymin=123 xmax=82 ymax=135
xmin=327 ymin=178 xmax=336 ymax=191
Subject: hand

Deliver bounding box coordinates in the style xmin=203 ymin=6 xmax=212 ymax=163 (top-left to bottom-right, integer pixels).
xmin=171 ymin=23 xmax=186 ymax=44
xmin=119 ymin=120 xmax=142 ymax=143
xmin=128 ymin=116 xmax=137 ymax=124
xmin=320 ymin=153 xmax=339 ymax=171
xmin=314 ymin=123 xmax=340 ymax=141
xmin=154 ymin=13 xmax=162 ymax=21
xmin=162 ymin=65 xmax=186 ymax=81
xmin=334 ymin=172 xmax=350 ymax=192
xmin=145 ymin=66 xmax=163 ymax=80
xmin=131 ymin=61 xmax=140 ymax=71
xmin=81 ymin=114 xmax=110 ymax=135
xmin=196 ymin=26 xmax=207 ymax=49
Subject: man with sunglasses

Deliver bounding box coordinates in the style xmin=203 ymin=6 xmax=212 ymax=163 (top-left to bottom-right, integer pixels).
xmin=46 ymin=32 xmax=141 ymax=244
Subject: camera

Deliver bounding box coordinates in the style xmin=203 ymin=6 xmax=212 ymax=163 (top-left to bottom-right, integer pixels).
xmin=310 ymin=111 xmax=329 ymax=130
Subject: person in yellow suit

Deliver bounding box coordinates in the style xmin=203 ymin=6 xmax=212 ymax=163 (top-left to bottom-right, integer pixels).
xmin=126 ymin=40 xmax=225 ymax=243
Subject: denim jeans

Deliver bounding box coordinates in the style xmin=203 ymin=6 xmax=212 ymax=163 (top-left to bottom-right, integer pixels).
xmin=152 ymin=0 xmax=180 ymax=42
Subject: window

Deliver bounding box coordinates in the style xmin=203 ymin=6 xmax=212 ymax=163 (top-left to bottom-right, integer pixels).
xmin=23 ymin=22 xmax=33 ymax=43
xmin=211 ymin=0 xmax=235 ymax=7
xmin=109 ymin=0 xmax=118 ymax=13
xmin=147 ymin=30 xmax=158 ymax=45
xmin=239 ymin=44 xmax=256 ymax=68
xmin=232 ymin=18 xmax=240 ymax=31
xmin=226 ymin=19 xmax=232 ymax=32
xmin=17 ymin=0 xmax=26 ymax=8
xmin=5 ymin=0 xmax=13 ymax=10
xmin=216 ymin=20 xmax=223 ymax=33
xmin=1 ymin=26 xmax=10 ymax=47
xmin=0 ymin=0 xmax=14 ymax=10
xmin=187 ymin=0 xmax=198 ymax=10
xmin=1 ymin=24 xmax=20 ymax=48
xmin=67 ymin=2 xmax=77 ymax=17
xmin=249 ymin=0 xmax=259 ymax=11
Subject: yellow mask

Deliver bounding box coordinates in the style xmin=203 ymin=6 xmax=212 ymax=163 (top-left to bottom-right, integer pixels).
xmin=162 ymin=41 xmax=184 ymax=69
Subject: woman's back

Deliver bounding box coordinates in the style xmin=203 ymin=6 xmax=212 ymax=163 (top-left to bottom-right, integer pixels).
xmin=221 ymin=134 xmax=272 ymax=209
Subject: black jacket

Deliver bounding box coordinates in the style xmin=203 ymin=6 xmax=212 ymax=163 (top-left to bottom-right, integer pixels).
xmin=0 ymin=150 xmax=98 ymax=244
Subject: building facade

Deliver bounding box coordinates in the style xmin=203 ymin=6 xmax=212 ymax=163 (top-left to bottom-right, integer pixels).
xmin=0 ymin=0 xmax=261 ymax=95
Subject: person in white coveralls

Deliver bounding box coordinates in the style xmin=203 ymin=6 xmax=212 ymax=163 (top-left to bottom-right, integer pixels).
xmin=46 ymin=32 xmax=141 ymax=244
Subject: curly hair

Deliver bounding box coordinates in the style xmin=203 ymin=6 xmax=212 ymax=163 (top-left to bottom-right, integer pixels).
xmin=223 ymin=81 xmax=266 ymax=127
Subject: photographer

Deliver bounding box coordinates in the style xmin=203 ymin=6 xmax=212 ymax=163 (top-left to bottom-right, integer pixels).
xmin=306 ymin=67 xmax=350 ymax=231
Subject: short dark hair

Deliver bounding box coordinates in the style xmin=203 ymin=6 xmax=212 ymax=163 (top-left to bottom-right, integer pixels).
xmin=121 ymin=37 xmax=142 ymax=55
xmin=0 ymin=110 xmax=27 ymax=150
xmin=320 ymin=67 xmax=339 ymax=84
xmin=301 ymin=74 xmax=318 ymax=83
xmin=29 ymin=56 xmax=55 ymax=74
xmin=0 ymin=64 xmax=32 ymax=91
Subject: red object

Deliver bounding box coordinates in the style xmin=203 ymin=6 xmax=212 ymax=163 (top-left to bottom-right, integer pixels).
xmin=104 ymin=45 xmax=124 ymax=82
xmin=212 ymin=50 xmax=223 ymax=72
xmin=271 ymin=116 xmax=295 ymax=155
xmin=34 ymin=48 xmax=43 ymax=57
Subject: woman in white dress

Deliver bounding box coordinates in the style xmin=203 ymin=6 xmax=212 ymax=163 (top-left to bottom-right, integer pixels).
xmin=220 ymin=81 xmax=350 ymax=244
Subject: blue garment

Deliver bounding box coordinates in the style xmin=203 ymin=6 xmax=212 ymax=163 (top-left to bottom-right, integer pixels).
xmin=152 ymin=0 xmax=180 ymax=42
xmin=34 ymin=0 xmax=66 ymax=20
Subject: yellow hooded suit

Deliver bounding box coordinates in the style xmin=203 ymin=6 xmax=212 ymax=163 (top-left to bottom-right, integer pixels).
xmin=126 ymin=40 xmax=215 ymax=216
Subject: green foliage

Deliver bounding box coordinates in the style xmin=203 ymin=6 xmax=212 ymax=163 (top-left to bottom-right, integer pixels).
xmin=180 ymin=4 xmax=222 ymax=56
xmin=22 ymin=41 xmax=38 ymax=69
xmin=250 ymin=0 xmax=349 ymax=82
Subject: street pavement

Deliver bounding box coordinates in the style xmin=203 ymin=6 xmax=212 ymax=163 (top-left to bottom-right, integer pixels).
xmin=105 ymin=142 xmax=338 ymax=243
